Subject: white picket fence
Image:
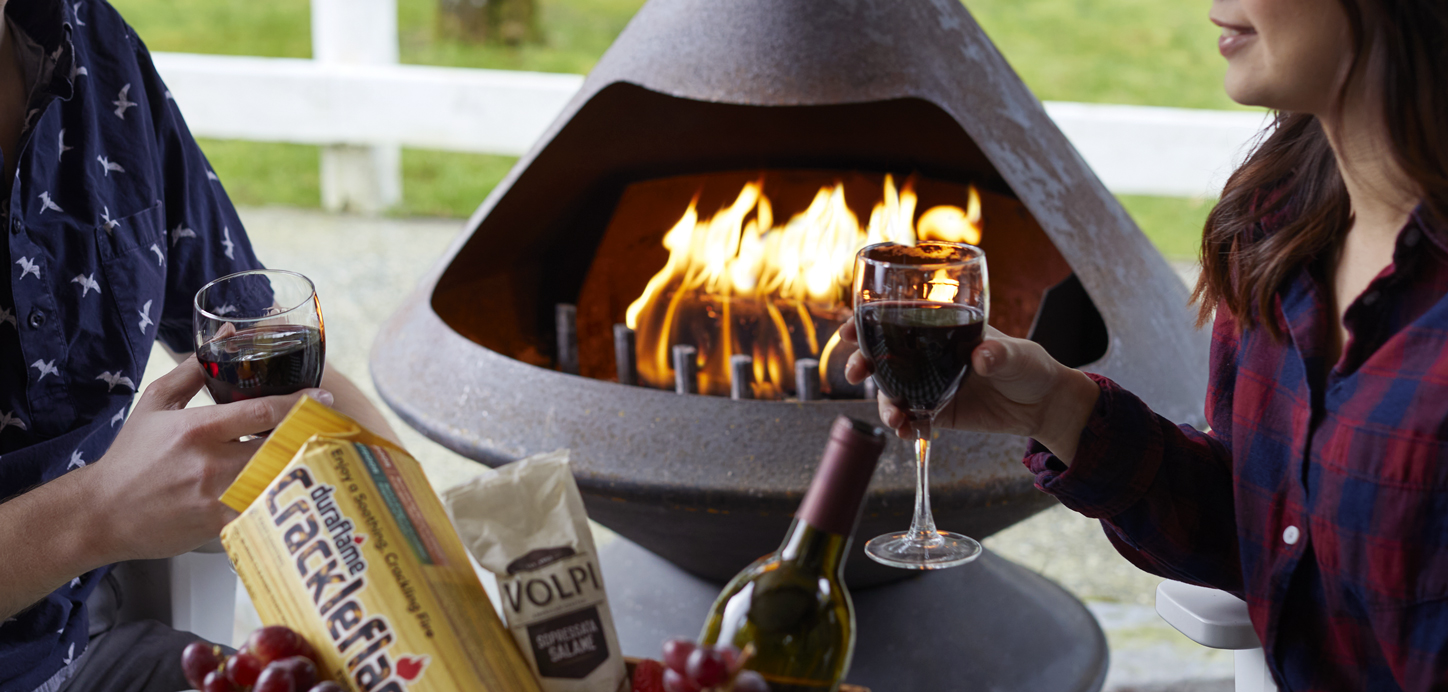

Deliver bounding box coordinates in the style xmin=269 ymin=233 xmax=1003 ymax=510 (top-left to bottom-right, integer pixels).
xmin=148 ymin=0 xmax=1271 ymax=213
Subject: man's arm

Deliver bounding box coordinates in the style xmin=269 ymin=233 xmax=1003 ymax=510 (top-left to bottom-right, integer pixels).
xmin=0 ymin=359 xmax=329 ymax=620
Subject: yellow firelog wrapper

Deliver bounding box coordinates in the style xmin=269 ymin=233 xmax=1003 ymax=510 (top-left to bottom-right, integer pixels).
xmin=220 ymin=397 xmax=542 ymax=692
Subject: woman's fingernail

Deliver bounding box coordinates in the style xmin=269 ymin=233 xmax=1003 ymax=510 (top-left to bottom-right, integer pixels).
xmin=313 ymin=389 xmax=335 ymax=406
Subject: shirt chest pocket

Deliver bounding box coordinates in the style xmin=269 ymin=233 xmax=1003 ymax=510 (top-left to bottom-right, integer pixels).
xmin=1318 ymin=419 xmax=1448 ymax=609
xmin=96 ymin=202 xmax=167 ymax=371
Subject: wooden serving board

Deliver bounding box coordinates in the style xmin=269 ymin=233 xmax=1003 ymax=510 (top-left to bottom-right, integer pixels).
xmin=625 ymin=658 xmax=869 ymax=692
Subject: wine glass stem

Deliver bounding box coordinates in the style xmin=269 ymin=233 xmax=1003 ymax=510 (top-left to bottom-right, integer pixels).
xmin=908 ymin=418 xmax=943 ymax=546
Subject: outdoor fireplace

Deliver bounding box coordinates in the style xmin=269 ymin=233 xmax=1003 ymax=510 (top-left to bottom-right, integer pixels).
xmin=373 ymin=0 xmax=1206 ymax=685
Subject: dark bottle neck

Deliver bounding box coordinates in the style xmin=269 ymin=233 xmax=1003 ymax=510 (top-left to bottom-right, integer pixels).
xmin=779 ymin=518 xmax=849 ymax=578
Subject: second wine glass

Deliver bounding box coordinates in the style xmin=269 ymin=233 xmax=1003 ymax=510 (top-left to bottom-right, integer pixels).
xmin=853 ymin=241 xmax=987 ymax=570
xmin=193 ymin=269 xmax=326 ymax=404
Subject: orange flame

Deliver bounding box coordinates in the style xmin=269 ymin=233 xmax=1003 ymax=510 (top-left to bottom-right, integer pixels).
xmin=626 ymin=175 xmax=982 ymax=398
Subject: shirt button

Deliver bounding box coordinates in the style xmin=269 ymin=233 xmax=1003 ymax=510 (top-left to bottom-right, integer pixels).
xmin=27 ymin=309 xmax=44 ymax=328
xmin=1403 ymin=227 xmax=1422 ymax=248
xmin=1283 ymin=525 xmax=1301 ymax=545
xmin=1362 ymin=291 xmax=1380 ymax=307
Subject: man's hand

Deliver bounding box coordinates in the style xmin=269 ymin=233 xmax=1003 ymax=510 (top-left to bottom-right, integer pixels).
xmin=87 ymin=356 xmax=332 ymax=564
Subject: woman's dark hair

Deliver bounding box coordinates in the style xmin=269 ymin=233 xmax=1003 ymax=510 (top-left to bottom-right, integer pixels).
xmin=1192 ymin=0 xmax=1448 ymax=337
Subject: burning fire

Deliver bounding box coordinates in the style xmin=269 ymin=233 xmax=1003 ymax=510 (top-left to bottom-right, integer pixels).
xmin=625 ymin=175 xmax=982 ymax=399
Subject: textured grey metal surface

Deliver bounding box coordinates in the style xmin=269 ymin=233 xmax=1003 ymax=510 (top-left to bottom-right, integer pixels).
xmin=372 ymin=0 xmax=1209 ymax=584
xmin=600 ymin=537 xmax=1108 ymax=692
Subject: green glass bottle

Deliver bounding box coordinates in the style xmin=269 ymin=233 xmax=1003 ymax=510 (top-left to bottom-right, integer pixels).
xmin=700 ymin=416 xmax=886 ymax=692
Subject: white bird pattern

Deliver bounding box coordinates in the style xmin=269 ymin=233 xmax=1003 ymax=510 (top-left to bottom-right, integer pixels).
xmin=96 ymin=155 xmax=124 ymax=176
xmin=137 ymin=299 xmax=153 ymax=333
xmin=38 ymin=191 xmax=62 ymax=214
xmin=100 ymin=206 xmax=119 ymax=233
xmin=31 ymin=359 xmax=58 ymax=381
xmin=62 ymin=643 xmax=74 ymax=665
xmin=112 ymin=83 xmax=136 ymax=119
xmin=149 ymin=243 xmax=164 ymax=266
xmin=58 ymin=129 xmax=72 ymax=160
xmin=96 ymin=371 xmax=135 ymax=392
xmin=71 ymin=273 xmax=100 ymax=297
xmin=68 ymin=450 xmax=86 ymax=470
xmin=70 ymin=62 xmax=87 ymax=80
xmin=222 ymin=227 xmax=235 ymax=259
xmin=213 ymin=304 xmax=238 ymax=316
xmin=110 ymin=408 xmax=126 ymax=427
xmin=0 ymin=306 xmax=14 ymax=329
xmin=15 ymin=257 xmax=39 ymax=280
xmin=0 ymin=410 xmax=26 ymax=435
xmin=73 ymin=2 xmax=84 ymax=26
xmin=170 ymin=223 xmax=196 ymax=246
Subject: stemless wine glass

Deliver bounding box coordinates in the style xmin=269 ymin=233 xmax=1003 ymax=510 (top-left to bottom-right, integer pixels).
xmin=853 ymin=241 xmax=988 ymax=569
xmin=193 ymin=269 xmax=326 ymax=405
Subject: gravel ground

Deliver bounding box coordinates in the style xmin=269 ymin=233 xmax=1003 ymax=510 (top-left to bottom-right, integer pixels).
xmin=139 ymin=209 xmax=1232 ymax=689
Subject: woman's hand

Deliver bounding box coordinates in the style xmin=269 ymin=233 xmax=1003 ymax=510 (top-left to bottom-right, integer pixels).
xmin=86 ymin=356 xmax=332 ymax=564
xmin=840 ymin=321 xmax=1100 ymax=463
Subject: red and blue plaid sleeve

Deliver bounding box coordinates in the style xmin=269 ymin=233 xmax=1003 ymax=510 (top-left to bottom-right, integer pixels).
xmin=1025 ymin=307 xmax=1244 ymax=594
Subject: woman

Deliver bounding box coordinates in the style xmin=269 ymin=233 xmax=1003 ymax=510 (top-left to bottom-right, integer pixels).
xmin=844 ymin=0 xmax=1448 ymax=689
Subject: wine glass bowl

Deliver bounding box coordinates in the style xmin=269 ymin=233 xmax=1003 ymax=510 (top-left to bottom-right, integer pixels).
xmin=193 ymin=269 xmax=326 ymax=405
xmin=853 ymin=241 xmax=986 ymax=570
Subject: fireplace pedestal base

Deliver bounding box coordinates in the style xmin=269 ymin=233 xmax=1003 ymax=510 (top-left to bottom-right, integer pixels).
xmin=599 ymin=537 xmax=1108 ymax=691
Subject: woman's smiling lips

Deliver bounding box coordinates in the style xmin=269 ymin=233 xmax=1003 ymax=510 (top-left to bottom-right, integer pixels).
xmin=1212 ymin=17 xmax=1258 ymax=58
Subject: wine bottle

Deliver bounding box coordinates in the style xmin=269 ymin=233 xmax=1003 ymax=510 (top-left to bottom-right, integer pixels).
xmin=700 ymin=416 xmax=886 ymax=692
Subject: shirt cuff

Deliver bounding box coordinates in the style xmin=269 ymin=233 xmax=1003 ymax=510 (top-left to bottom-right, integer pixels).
xmin=1022 ymin=373 xmax=1166 ymax=519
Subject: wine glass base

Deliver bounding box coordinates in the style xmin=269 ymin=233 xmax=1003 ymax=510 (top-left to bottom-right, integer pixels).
xmin=864 ymin=531 xmax=982 ymax=570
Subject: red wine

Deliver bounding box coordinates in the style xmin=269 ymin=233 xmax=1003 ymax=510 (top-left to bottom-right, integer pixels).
xmin=854 ymin=301 xmax=984 ymax=415
xmin=199 ymin=325 xmax=325 ymax=404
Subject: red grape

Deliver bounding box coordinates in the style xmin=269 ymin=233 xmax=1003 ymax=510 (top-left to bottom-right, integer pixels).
xmin=225 ymin=649 xmax=264 ymax=687
xmin=247 ymin=626 xmax=312 ymax=665
xmin=271 ymin=656 xmax=318 ymax=690
xmin=306 ymin=683 xmax=344 ymax=692
xmin=201 ymin=670 xmax=233 ymax=692
xmin=254 ymin=664 xmax=298 ymax=692
xmin=181 ymin=641 xmax=223 ymax=690
xmin=662 ymin=638 xmax=696 ymax=674
xmin=662 ymin=668 xmax=700 ymax=692
xmin=733 ymin=670 xmax=771 ymax=692
xmin=685 ymin=647 xmax=729 ymax=688
xmin=717 ymin=645 xmax=740 ymax=673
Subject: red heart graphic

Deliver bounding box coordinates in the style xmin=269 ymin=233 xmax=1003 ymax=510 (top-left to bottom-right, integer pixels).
xmin=396 ymin=655 xmax=428 ymax=682
xmin=354 ymin=535 xmax=365 ymax=545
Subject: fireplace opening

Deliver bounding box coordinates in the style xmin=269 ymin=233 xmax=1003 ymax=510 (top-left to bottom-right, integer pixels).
xmin=429 ymin=84 xmax=1109 ymax=394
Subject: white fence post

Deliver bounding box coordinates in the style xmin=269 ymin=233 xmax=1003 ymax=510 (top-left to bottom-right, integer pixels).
xmin=311 ymin=0 xmax=402 ymax=214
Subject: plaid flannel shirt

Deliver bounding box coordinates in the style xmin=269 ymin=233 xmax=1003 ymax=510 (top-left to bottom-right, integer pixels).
xmin=1026 ymin=206 xmax=1448 ymax=691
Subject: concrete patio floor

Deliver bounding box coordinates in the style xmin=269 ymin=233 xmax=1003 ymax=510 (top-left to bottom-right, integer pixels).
xmin=139 ymin=206 xmax=1232 ymax=691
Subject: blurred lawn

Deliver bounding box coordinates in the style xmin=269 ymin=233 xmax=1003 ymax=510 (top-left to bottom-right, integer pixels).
xmin=114 ymin=0 xmax=1230 ymax=258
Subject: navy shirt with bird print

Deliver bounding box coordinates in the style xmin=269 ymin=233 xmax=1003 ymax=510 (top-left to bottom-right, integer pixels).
xmin=0 ymin=2 xmax=263 ymax=689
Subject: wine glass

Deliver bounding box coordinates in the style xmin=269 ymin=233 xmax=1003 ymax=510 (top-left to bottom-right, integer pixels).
xmin=193 ymin=269 xmax=326 ymax=404
xmin=853 ymin=241 xmax=987 ymax=570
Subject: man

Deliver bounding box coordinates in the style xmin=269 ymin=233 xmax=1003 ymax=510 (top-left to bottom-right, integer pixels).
xmin=0 ymin=2 xmax=396 ymax=690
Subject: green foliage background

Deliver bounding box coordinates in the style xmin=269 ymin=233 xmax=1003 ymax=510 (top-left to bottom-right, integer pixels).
xmin=111 ymin=0 xmax=1246 ymax=257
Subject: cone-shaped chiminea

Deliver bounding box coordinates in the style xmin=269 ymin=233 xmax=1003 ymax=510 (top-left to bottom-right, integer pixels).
xmin=372 ymin=0 xmax=1208 ymax=587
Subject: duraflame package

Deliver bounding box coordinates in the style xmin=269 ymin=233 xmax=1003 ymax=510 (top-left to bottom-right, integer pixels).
xmin=443 ymin=450 xmax=627 ymax=692
xmin=219 ymin=397 xmax=542 ymax=692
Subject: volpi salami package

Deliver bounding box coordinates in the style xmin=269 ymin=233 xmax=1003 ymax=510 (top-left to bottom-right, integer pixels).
xmin=443 ymin=451 xmax=627 ymax=692
xmin=219 ymin=397 xmax=542 ymax=692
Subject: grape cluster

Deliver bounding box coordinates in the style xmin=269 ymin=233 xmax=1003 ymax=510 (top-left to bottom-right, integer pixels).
xmin=647 ymin=639 xmax=768 ymax=692
xmin=182 ymin=625 xmax=342 ymax=692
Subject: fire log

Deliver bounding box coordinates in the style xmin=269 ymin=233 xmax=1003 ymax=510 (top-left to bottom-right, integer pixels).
xmin=730 ymin=355 xmax=754 ymax=400
xmin=556 ymin=304 xmax=579 ymax=375
xmin=795 ymin=358 xmax=821 ymax=401
xmin=672 ymin=345 xmax=698 ymax=394
xmin=614 ymin=324 xmax=637 ymax=386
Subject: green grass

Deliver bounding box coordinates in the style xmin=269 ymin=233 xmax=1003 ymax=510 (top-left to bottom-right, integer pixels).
xmin=114 ymin=0 xmax=1232 ymax=257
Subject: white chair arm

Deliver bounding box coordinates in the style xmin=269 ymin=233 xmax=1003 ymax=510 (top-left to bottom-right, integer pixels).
xmin=1155 ymin=580 xmax=1260 ymax=650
